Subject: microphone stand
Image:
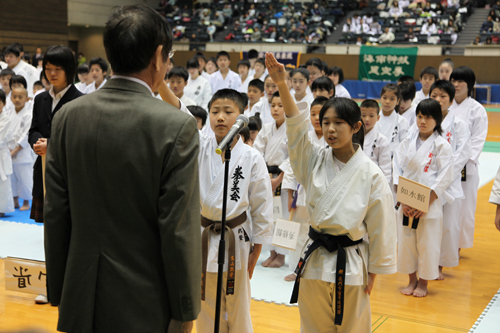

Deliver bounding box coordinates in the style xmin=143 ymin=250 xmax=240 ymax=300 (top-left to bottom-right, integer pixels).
xmin=214 ymin=145 xmax=231 ymax=333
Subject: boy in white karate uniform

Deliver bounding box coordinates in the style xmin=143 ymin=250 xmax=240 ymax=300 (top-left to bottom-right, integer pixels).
xmin=8 ymin=87 xmax=33 ymax=211
xmin=157 ymin=84 xmax=273 ymax=333
xmin=429 ymin=80 xmax=471 ymax=279
xmin=360 ymin=100 xmax=392 ymax=184
xmin=185 ymin=58 xmax=212 ymax=110
xmin=4 ymin=44 xmax=37 ymax=98
xmin=167 ymin=66 xmax=197 ymax=106
xmin=267 ymin=53 xmax=397 ymax=332
xmin=244 ymin=79 xmax=264 ymax=117
xmin=0 ymin=90 xmax=15 ymax=216
xmin=449 ymin=67 xmax=488 ymax=250
xmin=209 ymin=51 xmax=241 ymax=94
xmin=75 ymin=64 xmax=92 ymax=93
xmin=250 ymin=75 xmax=278 ymax=125
xmin=398 ymin=82 xmax=417 ymax=127
xmin=490 ymin=166 xmax=500 ymax=232
xmin=311 ymin=77 xmax=335 ymax=99
xmin=412 ymin=67 xmax=438 ymax=107
xmin=84 ymin=57 xmax=108 ymax=94
xmin=254 ymin=91 xmax=290 ymax=268
xmin=250 ymin=58 xmax=266 ymax=82
xmin=393 ymin=99 xmax=454 ymax=297
xmin=237 ymin=59 xmax=252 ymax=94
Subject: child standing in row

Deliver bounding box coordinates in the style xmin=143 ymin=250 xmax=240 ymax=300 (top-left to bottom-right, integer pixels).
xmin=311 ymin=77 xmax=335 ymax=99
xmin=398 ymin=82 xmax=417 ymax=127
xmin=413 ymin=67 xmax=438 ymax=107
xmin=167 ymin=66 xmax=197 ymax=106
xmin=291 ymin=68 xmax=314 ymax=105
xmin=209 ymin=51 xmax=241 ymax=93
xmin=0 ymin=90 xmax=14 ymax=216
xmin=185 ymin=58 xmax=212 ymax=110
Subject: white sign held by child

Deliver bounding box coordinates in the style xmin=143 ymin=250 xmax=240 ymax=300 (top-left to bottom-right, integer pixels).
xmin=273 ymin=196 xmax=282 ymax=222
xmin=4 ymin=257 xmax=47 ymax=295
xmin=272 ymin=218 xmax=301 ymax=250
xmin=396 ymin=176 xmax=431 ymax=213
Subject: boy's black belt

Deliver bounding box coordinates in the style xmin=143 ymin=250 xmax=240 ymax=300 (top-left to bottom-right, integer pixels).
xmin=267 ymin=165 xmax=281 ymax=174
xmin=403 ymin=215 xmax=420 ymax=229
xmin=290 ymin=226 xmax=363 ymax=326
xmin=200 ymin=212 xmax=247 ymax=301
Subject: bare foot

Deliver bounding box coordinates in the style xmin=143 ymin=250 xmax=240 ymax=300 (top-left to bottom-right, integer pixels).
xmin=436 ymin=266 xmax=444 ymax=280
xmin=269 ymin=254 xmax=285 ymax=268
xmin=19 ymin=201 xmax=30 ymax=211
xmin=13 ymin=197 xmax=19 ymax=209
xmin=261 ymin=250 xmax=277 ymax=267
xmin=284 ymin=273 xmax=296 ymax=282
xmin=413 ymin=279 xmax=428 ymax=297
xmin=401 ymin=272 xmax=418 ymax=296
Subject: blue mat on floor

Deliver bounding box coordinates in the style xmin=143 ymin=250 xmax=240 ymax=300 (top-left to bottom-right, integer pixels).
xmin=0 ymin=201 xmax=39 ymax=226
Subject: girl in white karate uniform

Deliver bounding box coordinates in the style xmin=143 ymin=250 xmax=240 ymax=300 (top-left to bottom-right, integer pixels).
xmin=429 ymin=80 xmax=471 ymax=279
xmin=449 ymin=67 xmax=488 ymax=250
xmin=254 ymin=91 xmax=290 ymax=268
xmin=393 ymin=99 xmax=454 ymax=297
xmin=266 ymin=53 xmax=397 ymax=333
xmin=0 ymin=91 xmax=15 ymax=216
xmin=328 ymin=66 xmax=351 ymax=99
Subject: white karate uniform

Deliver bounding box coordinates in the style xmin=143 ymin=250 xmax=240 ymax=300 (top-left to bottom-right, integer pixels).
xmin=250 ymin=97 xmax=273 ymax=125
xmin=0 ymin=109 xmax=14 ymax=213
xmin=196 ymin=133 xmax=273 ymax=333
xmin=489 ymin=166 xmax=500 ymax=205
xmin=401 ymin=105 xmax=416 ymax=127
xmin=287 ymin=102 xmax=397 ymax=332
xmin=412 ymin=89 xmax=429 ymax=107
xmin=12 ymin=61 xmax=38 ymax=98
xmin=238 ymin=75 xmax=252 ymax=94
xmin=448 ymin=97 xmax=488 ymax=249
xmin=209 ymin=70 xmax=241 ymax=94
xmin=393 ymin=131 xmax=454 ymax=280
xmin=75 ymin=81 xmax=88 ymax=93
xmin=254 ymin=120 xmax=289 ymax=255
xmin=83 ymin=79 xmax=107 ymax=94
xmin=185 ymin=75 xmax=212 ymax=110
xmin=292 ymin=92 xmax=314 ymax=105
xmin=363 ymin=129 xmax=392 ymax=184
xmin=376 ymin=110 xmax=409 ymax=157
xmin=8 ymin=104 xmax=34 ymax=201
xmin=335 ymin=84 xmax=351 ymax=98
xmin=179 ymin=93 xmax=197 ymax=107
xmin=201 ymin=71 xmax=211 ymax=81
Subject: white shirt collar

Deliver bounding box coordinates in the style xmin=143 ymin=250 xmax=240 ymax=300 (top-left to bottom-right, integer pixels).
xmin=49 ymin=84 xmax=71 ymax=101
xmin=112 ymin=75 xmax=152 ymax=94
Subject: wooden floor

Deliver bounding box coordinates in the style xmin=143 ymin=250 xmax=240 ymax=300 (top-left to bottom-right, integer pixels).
xmin=1 ymin=109 xmax=500 ymax=333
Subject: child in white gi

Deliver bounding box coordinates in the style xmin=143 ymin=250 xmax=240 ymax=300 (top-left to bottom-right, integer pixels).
xmin=267 ymin=52 xmax=397 ymax=333
xmin=84 ymin=57 xmax=108 ymax=94
xmin=167 ymin=66 xmax=197 ymax=106
xmin=311 ymin=77 xmax=335 ymax=99
xmin=254 ymin=91 xmax=289 ymax=268
xmin=244 ymin=79 xmax=264 ymax=117
xmin=291 ymin=68 xmax=314 ymax=105
xmin=251 ymin=75 xmax=278 ymax=125
xmin=237 ymin=59 xmax=252 ymax=94
xmin=328 ymin=66 xmax=351 ymax=98
xmin=429 ymin=80 xmax=471 ymax=279
xmin=360 ymin=99 xmax=392 ymax=184
xmin=185 ymin=58 xmax=212 ymax=110
xmin=0 ymin=90 xmax=15 ymax=216
xmin=490 ymin=166 xmax=500 ymax=232
xmin=8 ymin=87 xmax=33 ymax=211
xmin=157 ymin=83 xmax=273 ymax=333
xmin=209 ymin=51 xmax=241 ymax=94
xmin=398 ymin=82 xmax=417 ymax=127
xmin=413 ymin=66 xmax=438 ymax=107
xmin=393 ymin=99 xmax=454 ymax=297
xmin=449 ymin=66 xmax=488 ymax=250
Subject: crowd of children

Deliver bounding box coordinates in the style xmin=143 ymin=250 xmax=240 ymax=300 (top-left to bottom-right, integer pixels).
xmin=0 ymin=42 xmax=490 ymax=332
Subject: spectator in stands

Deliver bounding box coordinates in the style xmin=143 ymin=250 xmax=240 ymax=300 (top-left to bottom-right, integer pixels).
xmin=360 ymin=18 xmax=371 ymax=34
xmin=447 ymin=0 xmax=460 ymax=8
xmin=472 ymin=35 xmax=482 ymax=45
xmin=493 ymin=20 xmax=500 ymax=32
xmin=343 ymin=17 xmax=355 ymax=34
xmin=379 ymin=27 xmax=395 ymax=44
xmin=356 ymin=36 xmax=364 ymax=45
xmin=405 ymin=27 xmax=417 ymax=42
xmin=485 ymin=36 xmax=493 ymax=44
xmin=248 ymin=4 xmax=256 ymax=18
xmin=222 ymin=4 xmax=233 ymax=24
xmin=494 ymin=0 xmax=500 ymax=16
xmin=251 ymin=27 xmax=261 ymax=42
xmin=481 ymin=16 xmax=494 ymax=34
xmin=445 ymin=20 xmax=458 ymax=44
xmin=298 ymin=20 xmax=307 ymax=32
xmin=270 ymin=26 xmax=278 ymax=40
xmin=370 ymin=21 xmax=383 ymax=35
xmin=421 ymin=18 xmax=437 ymax=36
xmin=287 ymin=25 xmax=300 ymax=43
xmin=399 ymin=0 xmax=410 ymax=8
xmin=389 ymin=1 xmax=403 ymax=18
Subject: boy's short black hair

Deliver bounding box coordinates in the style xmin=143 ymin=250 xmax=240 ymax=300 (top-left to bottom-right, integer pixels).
xmin=416 ymin=99 xmax=443 ymax=135
xmin=305 ymin=57 xmax=323 ymax=71
xmin=419 ymin=66 xmax=438 ymax=80
xmin=240 ymin=92 xmax=249 ymax=107
xmin=187 ymin=105 xmax=207 ymax=126
xmin=216 ymin=51 xmax=230 ymax=61
xmin=271 ymin=91 xmax=280 ymax=102
xmin=248 ymin=115 xmax=262 ymax=131
xmin=397 ymin=75 xmax=415 ymax=86
xmin=167 ymin=66 xmax=189 ymax=81
xmin=4 ymin=44 xmax=21 ymax=57
xmin=9 ymin=75 xmax=27 ymax=90
xmin=78 ymin=64 xmax=90 ymax=74
xmin=44 ymin=45 xmax=77 ymax=84
xmin=311 ymin=96 xmax=329 ymax=108
xmin=311 ymin=77 xmax=334 ymax=94
xmin=449 ymin=66 xmax=476 ymax=97
xmin=248 ymin=79 xmax=264 ymax=92
xmin=360 ymin=99 xmax=380 ymax=114
xmin=187 ymin=58 xmax=200 ymax=69
xmin=0 ymin=69 xmax=15 ymax=78
xmin=195 ymin=53 xmax=207 ymax=63
xmin=0 ymin=90 xmax=6 ymax=104
xmin=89 ymin=57 xmax=108 ymax=73
xmin=237 ymin=59 xmax=251 ymax=69
xmin=329 ymin=66 xmax=345 ymax=84
xmin=254 ymin=58 xmax=265 ymax=67
xmin=209 ymin=89 xmax=245 ymax=114
xmin=430 ymin=80 xmax=456 ymax=101
xmin=291 ymin=68 xmax=310 ymax=81
xmin=399 ymin=82 xmax=416 ymax=101
xmin=248 ymin=49 xmax=259 ymax=59
xmin=33 ymin=81 xmax=44 ymax=87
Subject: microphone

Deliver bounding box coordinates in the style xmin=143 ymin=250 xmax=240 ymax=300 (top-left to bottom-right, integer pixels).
xmin=215 ymin=115 xmax=249 ymax=155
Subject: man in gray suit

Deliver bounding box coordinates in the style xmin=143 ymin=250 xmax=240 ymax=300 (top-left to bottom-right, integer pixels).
xmin=44 ymin=5 xmax=201 ymax=333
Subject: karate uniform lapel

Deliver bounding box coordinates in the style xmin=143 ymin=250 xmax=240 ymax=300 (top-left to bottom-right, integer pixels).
xmin=265 ymin=121 xmax=286 ymax=162
xmin=363 ymin=129 xmax=376 ymax=158
xmin=403 ymin=132 xmax=439 ymax=179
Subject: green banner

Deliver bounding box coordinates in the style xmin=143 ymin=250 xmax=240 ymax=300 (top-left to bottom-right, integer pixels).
xmin=358 ymin=46 xmax=418 ymax=81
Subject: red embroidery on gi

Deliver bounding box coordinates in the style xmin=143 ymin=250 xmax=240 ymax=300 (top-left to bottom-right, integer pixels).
xmin=446 ymin=131 xmax=452 ymax=144
xmin=424 ymin=152 xmax=433 ymax=172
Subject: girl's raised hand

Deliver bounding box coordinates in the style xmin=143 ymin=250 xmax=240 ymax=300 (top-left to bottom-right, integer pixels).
xmin=265 ymin=52 xmax=286 ymax=85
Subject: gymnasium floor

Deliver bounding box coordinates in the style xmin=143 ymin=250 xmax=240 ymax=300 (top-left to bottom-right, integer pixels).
xmin=1 ymin=106 xmax=500 ymax=332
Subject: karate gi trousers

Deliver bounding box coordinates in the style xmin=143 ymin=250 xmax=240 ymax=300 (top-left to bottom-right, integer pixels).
xmin=459 ymin=172 xmax=479 ymax=249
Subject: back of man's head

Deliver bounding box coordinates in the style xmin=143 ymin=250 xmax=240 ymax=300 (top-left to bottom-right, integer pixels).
xmin=103 ymin=5 xmax=173 ymax=75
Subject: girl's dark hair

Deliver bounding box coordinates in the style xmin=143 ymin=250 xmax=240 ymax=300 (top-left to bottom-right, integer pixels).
xmin=415 ymin=99 xmax=443 ymax=135
xmin=187 ymin=105 xmax=207 ymax=126
xmin=291 ymin=68 xmax=310 ymax=81
xmin=207 ymin=57 xmax=218 ymax=69
xmin=43 ymin=45 xmax=77 ymax=85
xmin=430 ymin=80 xmax=455 ymax=102
xmin=329 ymin=66 xmax=345 ymax=84
xmin=9 ymin=75 xmax=28 ymax=90
xmin=319 ymin=98 xmax=365 ymax=148
xmin=440 ymin=58 xmax=454 ymax=69
xmin=78 ymin=64 xmax=89 ymax=74
xmin=248 ymin=115 xmax=262 ymax=131
xmin=381 ymin=83 xmax=402 ymax=113
xmin=187 ymin=57 xmax=200 ymax=69
xmin=449 ymin=66 xmax=476 ymax=97
xmin=0 ymin=90 xmax=6 ymax=105
xmin=305 ymin=57 xmax=323 ymax=71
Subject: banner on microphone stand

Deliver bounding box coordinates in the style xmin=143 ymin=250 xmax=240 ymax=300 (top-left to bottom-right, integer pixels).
xmin=240 ymin=51 xmax=301 ymax=68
